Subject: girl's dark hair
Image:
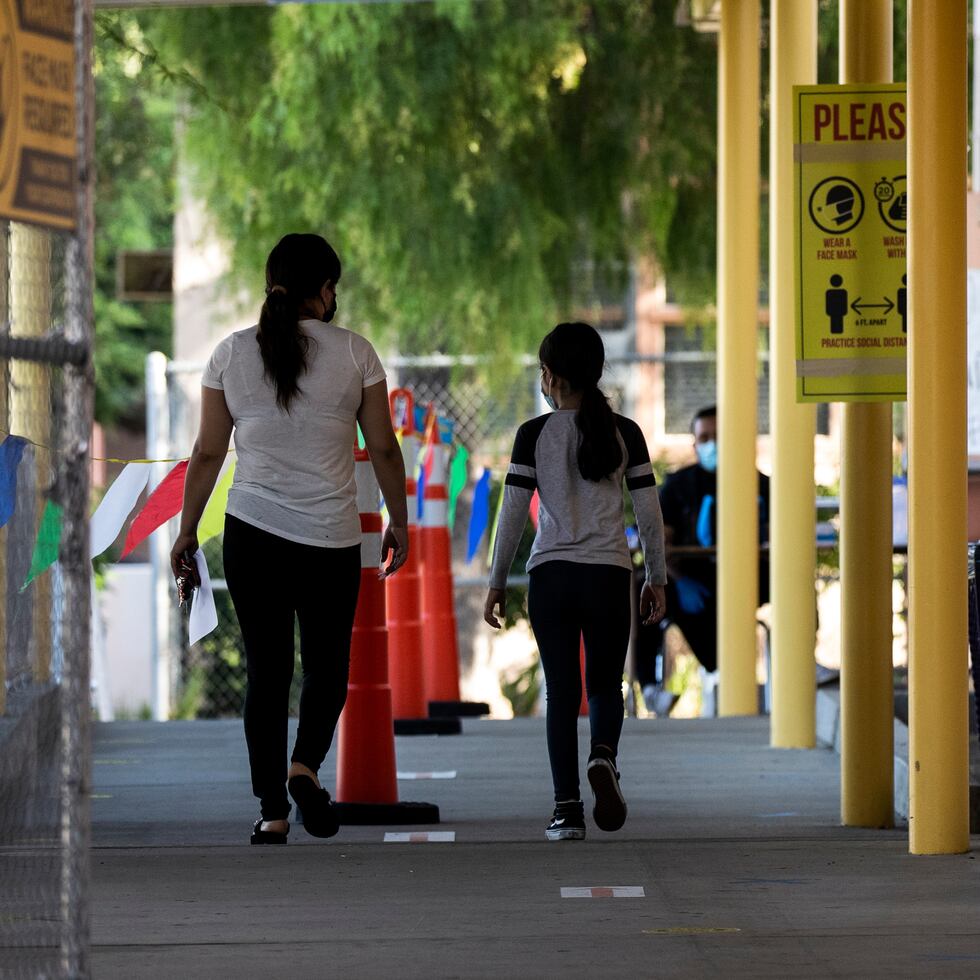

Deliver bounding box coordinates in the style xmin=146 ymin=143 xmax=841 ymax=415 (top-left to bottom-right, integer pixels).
xmin=538 ymin=322 xmax=622 ymax=482
xmin=258 ymin=233 xmax=342 ymax=411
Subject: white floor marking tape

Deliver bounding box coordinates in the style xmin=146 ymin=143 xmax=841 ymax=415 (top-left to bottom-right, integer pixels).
xmin=396 ymin=771 xmax=457 ymax=780
xmin=561 ymin=886 xmax=645 ymax=899
xmin=384 ymin=831 xmax=456 ymax=843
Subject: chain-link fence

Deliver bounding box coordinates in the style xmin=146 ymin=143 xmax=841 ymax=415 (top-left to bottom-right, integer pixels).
xmin=0 ymin=4 xmax=95 ymax=976
xmin=148 ymin=345 xmax=749 ymax=719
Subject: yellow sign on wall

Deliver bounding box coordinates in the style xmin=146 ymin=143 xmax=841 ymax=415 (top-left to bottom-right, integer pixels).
xmin=0 ymin=0 xmax=76 ymax=230
xmin=794 ymin=83 xmax=907 ymax=402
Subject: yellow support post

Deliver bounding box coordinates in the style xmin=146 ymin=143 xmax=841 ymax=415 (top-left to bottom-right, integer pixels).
xmin=9 ymin=223 xmax=53 ymax=686
xmin=907 ymin=0 xmax=970 ymax=855
xmin=837 ymin=0 xmax=895 ymax=829
xmin=769 ymin=1 xmax=818 ymax=748
xmin=717 ymin=0 xmax=761 ymax=717
xmin=0 ymin=226 xmax=7 ymax=715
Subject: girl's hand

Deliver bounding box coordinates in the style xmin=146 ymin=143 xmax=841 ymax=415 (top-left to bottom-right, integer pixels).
xmin=640 ymin=581 xmax=667 ymax=626
xmin=484 ymin=588 xmax=506 ymax=629
xmin=170 ymin=533 xmax=201 ymax=586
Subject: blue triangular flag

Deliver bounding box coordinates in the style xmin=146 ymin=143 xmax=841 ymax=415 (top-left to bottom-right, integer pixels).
xmin=416 ymin=462 xmax=426 ymax=522
xmin=0 ymin=435 xmax=28 ymax=529
xmin=466 ymin=469 xmax=492 ymax=563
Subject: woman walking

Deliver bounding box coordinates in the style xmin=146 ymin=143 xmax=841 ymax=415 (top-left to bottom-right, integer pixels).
xmin=171 ymin=233 xmax=408 ymax=845
xmin=485 ymin=322 xmax=666 ymax=841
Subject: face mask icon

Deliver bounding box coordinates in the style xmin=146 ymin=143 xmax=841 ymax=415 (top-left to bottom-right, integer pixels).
xmin=826 ymin=185 xmax=855 ymax=225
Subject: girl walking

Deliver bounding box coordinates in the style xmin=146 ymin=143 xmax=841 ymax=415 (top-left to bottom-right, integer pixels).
xmin=171 ymin=233 xmax=408 ymax=845
xmin=485 ymin=322 xmax=666 ymax=840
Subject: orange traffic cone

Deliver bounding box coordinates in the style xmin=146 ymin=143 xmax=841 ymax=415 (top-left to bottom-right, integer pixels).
xmin=419 ymin=410 xmax=490 ymax=719
xmin=333 ymin=447 xmax=439 ymax=825
xmin=387 ymin=390 xmax=460 ymax=736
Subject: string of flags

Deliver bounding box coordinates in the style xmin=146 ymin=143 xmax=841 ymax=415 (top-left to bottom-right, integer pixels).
xmin=0 ymin=420 xmax=509 ymax=646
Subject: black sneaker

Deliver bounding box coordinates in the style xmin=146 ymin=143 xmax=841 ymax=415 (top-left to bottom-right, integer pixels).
xmin=587 ymin=755 xmax=627 ymax=832
xmin=546 ymin=800 xmax=586 ymax=841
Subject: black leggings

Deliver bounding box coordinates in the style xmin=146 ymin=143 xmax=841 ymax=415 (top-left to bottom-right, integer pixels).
xmin=223 ymin=515 xmax=361 ymax=820
xmin=528 ymin=561 xmax=632 ymax=802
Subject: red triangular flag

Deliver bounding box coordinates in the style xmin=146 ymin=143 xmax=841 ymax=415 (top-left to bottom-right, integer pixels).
xmin=529 ymin=489 xmax=540 ymax=529
xmin=120 ymin=461 xmax=188 ymax=558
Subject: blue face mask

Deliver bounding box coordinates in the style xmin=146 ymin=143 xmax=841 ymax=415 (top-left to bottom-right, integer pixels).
xmin=542 ymin=389 xmax=558 ymax=411
xmin=696 ymin=440 xmax=717 ymax=472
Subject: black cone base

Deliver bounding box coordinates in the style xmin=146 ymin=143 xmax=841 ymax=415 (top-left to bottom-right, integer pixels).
xmin=333 ymin=800 xmax=440 ymax=825
xmin=428 ymin=700 xmax=491 ymax=718
xmin=394 ymin=717 xmax=462 ymax=736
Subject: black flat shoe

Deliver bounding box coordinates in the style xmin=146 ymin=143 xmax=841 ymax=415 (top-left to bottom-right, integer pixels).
xmin=250 ymin=818 xmax=288 ymax=845
xmin=288 ymin=774 xmax=340 ymax=839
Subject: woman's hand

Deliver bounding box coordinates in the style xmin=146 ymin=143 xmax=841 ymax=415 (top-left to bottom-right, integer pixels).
xmin=640 ymin=581 xmax=667 ymax=626
xmin=379 ymin=525 xmax=409 ymax=579
xmin=170 ymin=533 xmax=201 ymax=587
xmin=484 ymin=588 xmax=506 ymax=629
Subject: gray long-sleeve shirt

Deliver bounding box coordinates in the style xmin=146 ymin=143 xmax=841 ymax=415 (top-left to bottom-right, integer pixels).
xmin=489 ymin=411 xmax=667 ymax=589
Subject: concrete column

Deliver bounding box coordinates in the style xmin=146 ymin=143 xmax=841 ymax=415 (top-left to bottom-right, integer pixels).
xmin=769 ymin=0 xmax=818 ymax=748
xmin=907 ymin=0 xmax=970 ymax=854
xmin=838 ymin=0 xmax=895 ymax=829
xmin=717 ymin=0 xmax=761 ymax=716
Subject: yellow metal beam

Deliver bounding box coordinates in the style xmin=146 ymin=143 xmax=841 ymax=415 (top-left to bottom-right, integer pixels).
xmin=717 ymin=0 xmax=761 ymax=716
xmin=907 ymin=0 xmax=970 ymax=855
xmin=838 ymin=0 xmax=895 ymax=830
xmin=769 ymin=1 xmax=817 ymax=748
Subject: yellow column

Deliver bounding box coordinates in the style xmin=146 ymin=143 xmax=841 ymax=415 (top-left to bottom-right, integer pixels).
xmin=9 ymin=224 xmax=53 ymax=685
xmin=907 ymin=0 xmax=970 ymax=854
xmin=769 ymin=1 xmax=818 ymax=748
xmin=0 ymin=225 xmax=7 ymax=715
xmin=837 ymin=0 xmax=895 ymax=828
xmin=717 ymin=0 xmax=761 ymax=716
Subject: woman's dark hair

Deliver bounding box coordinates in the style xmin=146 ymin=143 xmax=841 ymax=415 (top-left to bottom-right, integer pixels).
xmin=258 ymin=233 xmax=342 ymax=411
xmin=538 ymin=322 xmax=622 ymax=482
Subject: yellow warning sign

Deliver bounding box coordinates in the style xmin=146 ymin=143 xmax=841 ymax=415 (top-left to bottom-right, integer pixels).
xmin=794 ymin=83 xmax=907 ymax=402
xmin=0 ymin=0 xmax=76 ymax=230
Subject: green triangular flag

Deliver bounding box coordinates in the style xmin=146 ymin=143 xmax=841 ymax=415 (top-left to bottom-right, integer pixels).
xmin=447 ymin=445 xmax=469 ymax=530
xmin=21 ymin=500 xmax=63 ymax=592
xmin=198 ymin=460 xmax=236 ymax=545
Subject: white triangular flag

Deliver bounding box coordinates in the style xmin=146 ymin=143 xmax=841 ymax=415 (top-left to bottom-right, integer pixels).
xmin=188 ymin=548 xmax=219 ymax=645
xmin=89 ymin=462 xmax=152 ymax=559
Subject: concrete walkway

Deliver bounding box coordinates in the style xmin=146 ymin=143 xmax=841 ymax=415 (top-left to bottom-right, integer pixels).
xmin=90 ymin=717 xmax=980 ymax=978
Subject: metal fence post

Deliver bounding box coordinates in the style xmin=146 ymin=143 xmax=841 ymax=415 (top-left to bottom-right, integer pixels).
xmin=146 ymin=351 xmax=172 ymax=720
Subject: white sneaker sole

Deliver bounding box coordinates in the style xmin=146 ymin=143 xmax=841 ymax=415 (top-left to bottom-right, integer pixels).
xmin=587 ymin=758 xmax=627 ymax=832
xmin=546 ymin=826 xmax=587 ymax=841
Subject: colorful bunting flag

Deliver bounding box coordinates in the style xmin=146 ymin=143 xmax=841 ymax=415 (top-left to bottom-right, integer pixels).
xmin=198 ymin=461 xmax=236 ymax=545
xmin=21 ymin=500 xmax=63 ymax=591
xmin=0 ymin=435 xmax=28 ymax=529
xmin=416 ymin=463 xmax=426 ymax=522
xmin=447 ymin=445 xmax=469 ymax=530
xmin=529 ymin=489 xmax=540 ymax=529
xmin=120 ymin=461 xmax=188 ymax=558
xmin=466 ymin=469 xmax=491 ymax=563
xmin=89 ymin=462 xmax=151 ymax=559
xmin=486 ymin=476 xmax=507 ymax=568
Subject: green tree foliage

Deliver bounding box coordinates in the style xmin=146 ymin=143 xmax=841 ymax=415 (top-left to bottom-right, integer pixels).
xmin=93 ymin=15 xmax=175 ymax=426
xmin=129 ymin=1 xmax=719 ymax=354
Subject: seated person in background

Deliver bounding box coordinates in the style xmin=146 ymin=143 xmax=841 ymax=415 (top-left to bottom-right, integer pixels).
xmin=637 ymin=405 xmax=770 ymax=713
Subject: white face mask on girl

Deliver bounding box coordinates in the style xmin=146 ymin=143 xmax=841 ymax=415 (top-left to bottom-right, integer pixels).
xmin=541 ymin=371 xmax=558 ymax=411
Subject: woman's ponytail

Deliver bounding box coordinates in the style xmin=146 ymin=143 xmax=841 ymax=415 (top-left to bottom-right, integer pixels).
xmin=539 ymin=321 xmax=622 ymax=482
xmin=575 ymin=383 xmax=621 ymax=482
xmin=257 ymin=288 xmax=310 ymax=412
xmin=256 ymin=234 xmax=342 ymax=413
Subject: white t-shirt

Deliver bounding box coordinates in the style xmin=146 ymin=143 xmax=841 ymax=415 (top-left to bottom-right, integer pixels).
xmin=201 ymin=319 xmax=386 ymax=547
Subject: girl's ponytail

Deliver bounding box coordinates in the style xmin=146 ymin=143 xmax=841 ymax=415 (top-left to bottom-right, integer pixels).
xmin=575 ymin=382 xmax=621 ymax=482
